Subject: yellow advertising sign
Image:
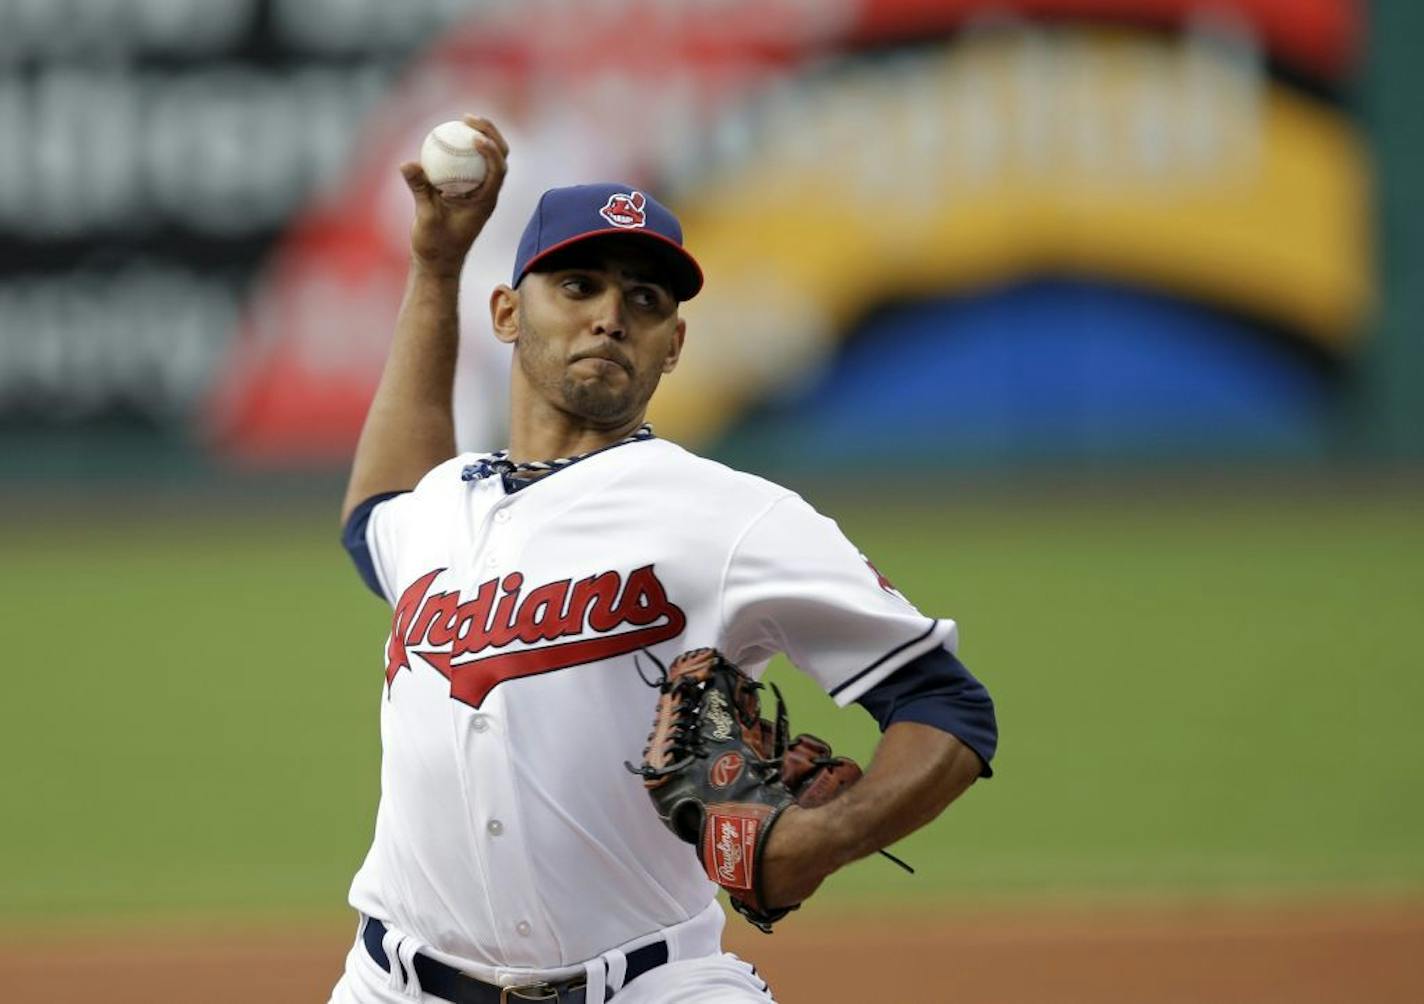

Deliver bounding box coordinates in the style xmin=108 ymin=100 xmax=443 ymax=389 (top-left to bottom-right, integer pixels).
xmin=655 ymin=27 xmax=1370 ymax=441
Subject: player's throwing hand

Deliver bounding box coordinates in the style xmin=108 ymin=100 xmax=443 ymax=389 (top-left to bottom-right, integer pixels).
xmin=398 ymin=114 xmax=509 ymax=277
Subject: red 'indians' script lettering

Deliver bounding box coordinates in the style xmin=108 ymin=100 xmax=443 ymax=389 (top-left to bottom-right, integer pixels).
xmin=385 ymin=565 xmax=686 ymax=708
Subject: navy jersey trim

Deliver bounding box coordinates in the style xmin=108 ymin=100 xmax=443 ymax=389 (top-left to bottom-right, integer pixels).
xmin=462 ymin=429 xmax=657 ymax=489
xmin=828 ymin=619 xmax=938 ymax=698
xmin=501 ymin=473 xmax=541 ymax=494
xmin=856 ymin=646 xmax=998 ymax=778
xmin=341 ymin=490 xmax=410 ymax=601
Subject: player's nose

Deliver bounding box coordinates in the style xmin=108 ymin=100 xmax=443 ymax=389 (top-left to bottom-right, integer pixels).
xmin=590 ymin=287 xmax=627 ymax=341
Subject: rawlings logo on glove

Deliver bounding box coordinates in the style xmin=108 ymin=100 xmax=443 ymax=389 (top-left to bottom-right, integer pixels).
xmin=626 ymin=647 xmax=867 ymax=932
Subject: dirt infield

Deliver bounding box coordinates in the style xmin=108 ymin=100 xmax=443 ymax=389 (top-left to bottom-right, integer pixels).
xmin=2 ymin=900 xmax=1420 ymax=1003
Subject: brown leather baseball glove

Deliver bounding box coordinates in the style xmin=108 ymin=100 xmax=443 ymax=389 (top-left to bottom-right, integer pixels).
xmin=626 ymin=647 xmax=863 ymax=932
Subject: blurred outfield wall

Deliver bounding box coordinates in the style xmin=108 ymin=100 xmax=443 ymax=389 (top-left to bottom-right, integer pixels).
xmin=0 ymin=0 xmax=1420 ymax=479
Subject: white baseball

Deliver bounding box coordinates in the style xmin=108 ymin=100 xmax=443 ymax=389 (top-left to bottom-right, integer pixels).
xmin=419 ymin=120 xmax=489 ymax=197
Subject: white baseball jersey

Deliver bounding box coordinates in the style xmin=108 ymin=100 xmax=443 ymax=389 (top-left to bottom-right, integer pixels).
xmin=349 ymin=436 xmax=958 ymax=974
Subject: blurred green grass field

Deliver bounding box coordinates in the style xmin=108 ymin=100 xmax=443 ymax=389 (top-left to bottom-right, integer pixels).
xmin=2 ymin=483 xmax=1421 ymax=926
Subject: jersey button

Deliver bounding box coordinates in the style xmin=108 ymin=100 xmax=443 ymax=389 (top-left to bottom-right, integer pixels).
xmin=487 ymin=819 xmax=504 ymax=836
xmin=484 ymin=554 xmax=499 ymax=567
xmin=494 ymin=510 xmax=511 ymax=523
xmin=471 ymin=715 xmax=488 ymax=733
xmin=515 ymin=921 xmax=531 ymax=937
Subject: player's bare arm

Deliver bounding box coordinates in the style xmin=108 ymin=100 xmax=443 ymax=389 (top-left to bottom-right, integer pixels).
xmin=339 ymin=115 xmax=509 ymax=524
xmin=630 ymin=642 xmax=993 ymax=932
xmin=759 ymin=723 xmax=981 ymax=909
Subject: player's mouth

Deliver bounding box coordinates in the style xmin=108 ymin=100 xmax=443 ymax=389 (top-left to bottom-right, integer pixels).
xmin=570 ymin=350 xmax=632 ymax=375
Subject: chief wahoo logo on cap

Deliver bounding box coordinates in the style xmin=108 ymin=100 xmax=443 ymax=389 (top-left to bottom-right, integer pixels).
xmin=600 ymin=191 xmax=648 ymax=229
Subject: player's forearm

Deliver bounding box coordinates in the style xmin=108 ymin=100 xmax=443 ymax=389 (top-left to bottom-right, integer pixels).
xmin=761 ymin=722 xmax=981 ymax=906
xmin=827 ymin=721 xmax=980 ymax=864
xmin=340 ymin=263 xmax=461 ymax=522
xmin=341 ymin=117 xmax=508 ymax=524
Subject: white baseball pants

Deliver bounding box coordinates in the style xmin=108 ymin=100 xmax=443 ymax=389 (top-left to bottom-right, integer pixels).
xmin=327 ymin=939 xmax=776 ymax=1003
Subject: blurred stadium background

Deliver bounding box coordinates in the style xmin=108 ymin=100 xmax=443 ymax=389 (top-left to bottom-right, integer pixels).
xmin=2 ymin=1 xmax=1421 ymax=1001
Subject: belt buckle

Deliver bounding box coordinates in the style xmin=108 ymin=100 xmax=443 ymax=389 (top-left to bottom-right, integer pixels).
xmin=500 ymin=982 xmax=561 ymax=1002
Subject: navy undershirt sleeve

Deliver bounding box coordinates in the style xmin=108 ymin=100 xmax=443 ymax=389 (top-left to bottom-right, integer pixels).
xmin=340 ymin=491 xmax=410 ymax=601
xmin=856 ymin=647 xmax=998 ymax=777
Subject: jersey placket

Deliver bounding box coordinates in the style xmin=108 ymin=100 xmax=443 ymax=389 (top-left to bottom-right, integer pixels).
xmin=455 ymin=482 xmax=560 ymax=965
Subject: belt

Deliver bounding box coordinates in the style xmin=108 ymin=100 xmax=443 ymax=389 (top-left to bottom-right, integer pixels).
xmin=361 ymin=917 xmax=669 ymax=1003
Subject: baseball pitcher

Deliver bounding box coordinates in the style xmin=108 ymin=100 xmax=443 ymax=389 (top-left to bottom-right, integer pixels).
xmin=328 ymin=116 xmax=997 ymax=1004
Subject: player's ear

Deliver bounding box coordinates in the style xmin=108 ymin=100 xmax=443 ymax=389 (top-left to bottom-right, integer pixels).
xmin=661 ymin=318 xmax=686 ymax=374
xmin=490 ymin=285 xmax=520 ymax=344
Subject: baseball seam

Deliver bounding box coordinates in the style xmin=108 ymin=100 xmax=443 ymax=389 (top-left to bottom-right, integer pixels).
xmin=431 ymin=136 xmax=482 ymax=159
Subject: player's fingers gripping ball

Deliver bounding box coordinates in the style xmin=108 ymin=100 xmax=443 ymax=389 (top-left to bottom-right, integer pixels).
xmin=627 ymin=648 xmax=863 ymax=932
xmin=419 ymin=120 xmax=489 ymax=197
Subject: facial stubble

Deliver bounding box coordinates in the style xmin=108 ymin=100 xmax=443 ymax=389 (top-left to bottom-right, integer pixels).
xmin=516 ymin=306 xmax=664 ymax=424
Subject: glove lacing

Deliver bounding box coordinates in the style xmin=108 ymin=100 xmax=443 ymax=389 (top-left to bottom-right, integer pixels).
xmin=624 ymin=652 xmax=786 ymax=781
xmin=625 ymin=650 xmax=913 ymax=876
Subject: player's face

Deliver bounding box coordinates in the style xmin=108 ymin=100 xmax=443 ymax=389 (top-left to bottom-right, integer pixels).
xmin=507 ymin=243 xmax=685 ymax=425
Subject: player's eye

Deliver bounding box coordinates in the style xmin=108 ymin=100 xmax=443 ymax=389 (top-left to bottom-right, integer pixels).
xmin=561 ymin=276 xmax=594 ymax=296
xmin=629 ymin=287 xmax=665 ymax=312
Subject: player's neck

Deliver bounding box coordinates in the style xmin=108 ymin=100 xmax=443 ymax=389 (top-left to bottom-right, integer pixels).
xmin=506 ymin=399 xmax=648 ymax=465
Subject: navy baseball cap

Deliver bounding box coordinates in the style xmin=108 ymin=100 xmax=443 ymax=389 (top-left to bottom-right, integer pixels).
xmin=512 ymin=183 xmax=704 ymax=301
